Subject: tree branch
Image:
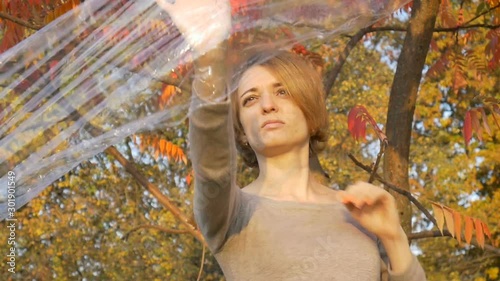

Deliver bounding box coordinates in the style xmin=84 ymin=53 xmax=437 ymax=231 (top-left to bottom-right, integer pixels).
xmin=0 ymin=11 xmax=41 ymax=30
xmin=196 ymin=244 xmax=206 ymax=281
xmin=44 ymin=91 xmax=206 ymax=245
xmin=368 ymin=140 xmax=387 ymax=183
xmin=349 ymin=153 xmax=500 ymax=255
xmin=368 ymin=23 xmax=500 ymax=33
xmin=347 ymin=153 xmax=438 ymax=227
xmin=409 ymin=230 xmax=500 ymax=255
xmin=462 ymin=3 xmax=500 ymax=26
xmin=123 ymin=224 xmax=190 ymax=240
xmin=105 ymin=145 xmax=205 ymax=244
xmin=323 ymin=28 xmax=367 ymax=96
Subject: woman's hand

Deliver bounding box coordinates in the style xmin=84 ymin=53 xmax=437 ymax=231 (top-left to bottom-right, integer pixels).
xmin=337 ymin=181 xmax=401 ymax=240
xmin=155 ymin=0 xmax=231 ymax=54
xmin=338 ymin=181 xmax=416 ymax=274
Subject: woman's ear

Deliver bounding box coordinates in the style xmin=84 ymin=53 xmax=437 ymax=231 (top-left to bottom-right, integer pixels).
xmin=239 ymin=135 xmax=249 ymax=146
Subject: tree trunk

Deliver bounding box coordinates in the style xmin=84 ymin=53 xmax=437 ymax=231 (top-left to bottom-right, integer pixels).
xmin=383 ymin=0 xmax=440 ymax=233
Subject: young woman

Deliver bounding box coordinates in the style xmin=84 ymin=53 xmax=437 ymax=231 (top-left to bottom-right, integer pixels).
xmin=157 ymin=1 xmax=426 ymax=280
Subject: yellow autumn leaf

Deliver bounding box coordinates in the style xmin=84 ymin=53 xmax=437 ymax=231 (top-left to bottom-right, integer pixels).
xmin=486 ymin=267 xmax=499 ymax=280
xmin=431 ymin=202 xmax=445 ymax=235
xmin=443 ymin=206 xmax=455 ymax=238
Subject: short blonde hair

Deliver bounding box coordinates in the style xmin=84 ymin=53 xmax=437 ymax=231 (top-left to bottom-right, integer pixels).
xmin=231 ymin=50 xmax=329 ymax=167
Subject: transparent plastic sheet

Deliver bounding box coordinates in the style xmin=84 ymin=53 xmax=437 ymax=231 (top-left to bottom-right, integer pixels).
xmin=0 ymin=0 xmax=409 ymax=219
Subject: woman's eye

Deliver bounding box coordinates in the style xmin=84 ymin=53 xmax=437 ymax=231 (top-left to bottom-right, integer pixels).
xmin=277 ymin=89 xmax=288 ymax=96
xmin=242 ymin=96 xmax=256 ymax=106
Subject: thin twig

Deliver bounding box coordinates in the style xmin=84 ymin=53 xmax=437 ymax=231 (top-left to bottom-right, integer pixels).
xmin=408 ymin=230 xmax=500 ymax=255
xmin=323 ymin=28 xmax=367 ymax=96
xmin=348 ymin=154 xmax=500 ymax=254
xmin=368 ymin=23 xmax=500 ymax=33
xmin=368 ymin=140 xmax=387 ymax=183
xmin=196 ymin=244 xmax=206 ymax=281
xmin=42 ymin=88 xmax=206 ymax=244
xmin=0 ymin=11 xmax=41 ymax=30
xmin=462 ymin=3 xmax=500 ymax=26
xmin=105 ymin=146 xmax=205 ymax=244
xmin=123 ymin=224 xmax=190 ymax=240
xmin=347 ymin=153 xmax=437 ymax=227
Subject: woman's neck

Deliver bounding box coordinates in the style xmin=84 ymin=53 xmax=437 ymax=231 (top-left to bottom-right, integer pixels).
xmin=245 ymin=146 xmax=331 ymax=202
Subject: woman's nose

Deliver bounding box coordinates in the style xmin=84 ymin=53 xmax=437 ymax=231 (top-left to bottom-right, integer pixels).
xmin=260 ymin=92 xmax=278 ymax=113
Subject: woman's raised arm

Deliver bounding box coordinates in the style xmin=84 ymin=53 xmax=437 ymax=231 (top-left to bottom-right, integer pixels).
xmin=188 ymin=46 xmax=243 ymax=253
xmin=156 ymin=0 xmax=241 ymax=252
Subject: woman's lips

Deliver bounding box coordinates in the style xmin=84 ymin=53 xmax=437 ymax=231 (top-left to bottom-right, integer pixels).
xmin=261 ymin=120 xmax=285 ymax=129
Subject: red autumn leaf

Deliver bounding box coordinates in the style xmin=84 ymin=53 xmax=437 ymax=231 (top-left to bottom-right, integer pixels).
xmin=348 ymin=106 xmax=367 ymax=141
xmin=463 ymin=110 xmax=472 ymax=146
xmin=159 ymin=139 xmax=167 ymax=156
xmin=429 ymin=202 xmax=493 ymax=249
xmin=166 ymin=141 xmax=173 ymax=156
xmin=470 ymin=110 xmax=483 ymax=141
xmin=474 ymin=218 xmax=485 ymax=249
xmin=171 ymin=145 xmax=178 ymax=160
xmin=482 ymin=221 xmax=492 ymax=242
xmin=452 ymin=66 xmax=467 ymax=94
xmin=479 ymin=107 xmax=492 ymax=136
xmin=347 ymin=105 xmax=387 ymax=143
xmin=427 ymin=51 xmax=449 ymax=78
xmin=464 ymin=216 xmax=474 ymax=245
xmin=186 ymin=173 xmax=192 ymax=186
xmin=486 ymin=29 xmax=500 ymax=69
xmin=439 ymin=0 xmax=457 ymax=28
xmin=429 ymin=39 xmax=439 ymax=52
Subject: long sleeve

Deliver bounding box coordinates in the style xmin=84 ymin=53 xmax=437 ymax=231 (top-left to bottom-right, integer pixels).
xmin=378 ymin=240 xmax=427 ymax=281
xmin=388 ymin=255 xmax=427 ymax=281
xmin=188 ymin=95 xmax=242 ymax=254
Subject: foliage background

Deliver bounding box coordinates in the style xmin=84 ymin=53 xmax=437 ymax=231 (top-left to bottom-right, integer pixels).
xmin=0 ymin=0 xmax=499 ymax=280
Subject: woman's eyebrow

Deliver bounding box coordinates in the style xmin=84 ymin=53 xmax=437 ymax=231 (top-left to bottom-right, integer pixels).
xmin=240 ymin=82 xmax=283 ymax=98
xmin=240 ymin=87 xmax=257 ymax=98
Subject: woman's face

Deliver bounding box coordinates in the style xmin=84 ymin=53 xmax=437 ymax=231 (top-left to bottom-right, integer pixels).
xmin=236 ymin=65 xmax=310 ymax=157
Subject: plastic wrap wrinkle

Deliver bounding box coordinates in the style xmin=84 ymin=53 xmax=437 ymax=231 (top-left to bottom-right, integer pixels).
xmin=0 ymin=0 xmax=409 ymax=219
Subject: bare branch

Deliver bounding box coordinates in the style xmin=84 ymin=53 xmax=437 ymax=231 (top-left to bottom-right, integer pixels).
xmin=409 ymin=230 xmax=500 ymax=255
xmin=123 ymin=224 xmax=190 ymax=240
xmin=0 ymin=11 xmax=41 ymax=30
xmin=105 ymin=145 xmax=205 ymax=244
xmin=196 ymin=244 xmax=206 ymax=281
xmin=323 ymin=28 xmax=366 ymax=96
xmin=47 ymin=92 xmax=206 ymax=245
xmin=368 ymin=140 xmax=387 ymax=183
xmin=368 ymin=23 xmax=500 ymax=33
xmin=462 ymin=3 xmax=500 ymax=26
